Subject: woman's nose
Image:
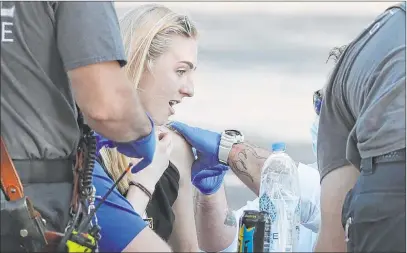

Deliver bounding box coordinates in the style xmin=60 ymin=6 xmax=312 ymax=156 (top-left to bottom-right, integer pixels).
xmin=180 ymin=81 xmax=194 ymax=97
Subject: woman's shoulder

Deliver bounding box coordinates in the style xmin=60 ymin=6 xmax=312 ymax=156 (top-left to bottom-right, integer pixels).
xmin=92 ymin=160 xmax=138 ymax=214
xmin=164 ymin=127 xmax=191 ymax=150
xmin=92 ymin=159 xmax=113 ymax=182
xmin=164 ymin=127 xmax=195 ymax=167
xmin=93 ymin=160 xmax=147 ymax=252
xmin=92 ymin=160 xmax=119 ymax=196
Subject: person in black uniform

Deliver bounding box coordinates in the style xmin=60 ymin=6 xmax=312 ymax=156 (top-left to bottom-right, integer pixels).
xmin=1 ymin=1 xmax=158 ymax=251
xmin=315 ymin=4 xmax=406 ymax=252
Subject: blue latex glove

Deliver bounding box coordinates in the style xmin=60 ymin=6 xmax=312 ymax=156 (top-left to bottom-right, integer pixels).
xmin=168 ymin=121 xmax=221 ymax=163
xmin=191 ymin=156 xmax=229 ymax=195
xmin=94 ymin=133 xmax=116 ymax=154
xmin=95 ymin=114 xmax=156 ymax=173
xmin=168 ymin=121 xmax=227 ymax=195
xmin=115 ymin=115 xmax=156 ymax=173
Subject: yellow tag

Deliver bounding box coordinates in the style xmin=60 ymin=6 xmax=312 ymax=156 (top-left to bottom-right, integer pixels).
xmin=66 ymin=231 xmax=95 ymax=253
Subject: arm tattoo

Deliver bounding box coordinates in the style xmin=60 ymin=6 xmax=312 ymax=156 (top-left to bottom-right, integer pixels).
xmin=230 ymin=150 xmax=253 ymax=182
xmin=224 ymin=209 xmax=237 ymax=227
xmin=229 ymin=143 xmax=268 ymax=183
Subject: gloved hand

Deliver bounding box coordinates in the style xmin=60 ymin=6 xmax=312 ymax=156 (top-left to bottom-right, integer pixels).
xmin=168 ymin=121 xmax=227 ymax=195
xmin=94 ymin=133 xmax=115 ymax=154
xmin=95 ymin=114 xmax=157 ymax=173
xmin=168 ymin=121 xmax=221 ymax=164
xmin=191 ymin=155 xmax=229 ymax=195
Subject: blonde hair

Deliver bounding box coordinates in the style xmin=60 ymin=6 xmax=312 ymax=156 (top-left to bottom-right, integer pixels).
xmin=100 ymin=4 xmax=198 ymax=195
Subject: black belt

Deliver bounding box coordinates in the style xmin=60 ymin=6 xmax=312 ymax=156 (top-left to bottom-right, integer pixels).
xmin=13 ymin=159 xmax=74 ymax=184
xmin=361 ymin=148 xmax=406 ymax=175
xmin=371 ymin=148 xmax=406 ymax=164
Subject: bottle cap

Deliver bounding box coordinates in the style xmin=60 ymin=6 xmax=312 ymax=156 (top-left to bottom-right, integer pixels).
xmin=271 ymin=142 xmax=286 ymax=152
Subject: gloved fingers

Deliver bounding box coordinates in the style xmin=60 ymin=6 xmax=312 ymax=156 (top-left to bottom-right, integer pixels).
xmin=167 ymin=121 xmax=193 ymax=138
xmin=115 ymin=126 xmax=156 ymax=159
xmin=191 ymin=158 xmax=220 ymax=175
xmin=168 ymin=121 xmax=211 ymax=150
xmin=196 ymin=181 xmax=224 ymax=195
xmin=168 ymin=121 xmax=222 ymax=159
xmin=192 ymin=168 xmax=225 ymax=180
xmin=192 ymin=172 xmax=227 ymax=195
xmin=212 ymin=163 xmax=230 ymax=171
xmin=94 ymin=133 xmax=115 ymax=153
xmin=191 ymin=162 xmax=229 ymax=181
xmin=130 ymin=157 xmax=152 ymax=174
xmin=195 ymin=150 xmax=208 ymax=161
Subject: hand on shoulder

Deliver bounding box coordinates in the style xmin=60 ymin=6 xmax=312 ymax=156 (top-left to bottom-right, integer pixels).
xmin=160 ymin=125 xmax=195 ymax=174
xmin=161 ymin=125 xmax=192 ymax=154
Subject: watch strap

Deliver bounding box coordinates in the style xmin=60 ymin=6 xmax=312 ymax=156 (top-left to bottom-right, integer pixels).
xmin=218 ymin=131 xmax=243 ymax=164
xmin=218 ymin=135 xmax=234 ymax=164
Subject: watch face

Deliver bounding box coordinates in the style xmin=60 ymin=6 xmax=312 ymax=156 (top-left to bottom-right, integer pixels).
xmin=225 ymin=130 xmax=242 ymax=137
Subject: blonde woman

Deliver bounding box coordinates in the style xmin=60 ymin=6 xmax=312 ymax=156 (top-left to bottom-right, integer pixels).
xmin=92 ymin=4 xmax=199 ymax=252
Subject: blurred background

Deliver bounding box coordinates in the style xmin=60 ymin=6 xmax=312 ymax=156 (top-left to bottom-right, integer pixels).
xmin=115 ymin=1 xmax=398 ymax=209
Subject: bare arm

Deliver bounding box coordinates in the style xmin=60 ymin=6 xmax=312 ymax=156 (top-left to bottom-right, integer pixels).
xmin=126 ymin=184 xmax=153 ymax=217
xmin=227 ymin=142 xmax=271 ymax=196
xmin=69 ymin=61 xmax=152 ymax=142
xmin=166 ymin=127 xmax=238 ymax=251
xmin=166 ymin=130 xmax=199 ymax=252
xmin=194 ymin=184 xmax=237 ymax=252
xmin=126 ymin=129 xmax=172 ymax=215
xmin=125 ymin=158 xmax=164 ymax=216
xmin=123 ymin=227 xmax=172 ymax=252
xmin=192 ymin=141 xmax=271 ymax=251
xmin=314 ymin=164 xmax=359 ymax=252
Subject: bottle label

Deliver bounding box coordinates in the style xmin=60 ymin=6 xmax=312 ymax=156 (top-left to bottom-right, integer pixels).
xmin=259 ymin=194 xmax=280 ymax=251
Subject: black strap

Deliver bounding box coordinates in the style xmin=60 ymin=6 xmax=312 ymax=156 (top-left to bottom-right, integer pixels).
xmin=14 ymin=160 xmax=74 ymax=184
xmin=361 ymin=149 xmax=406 ymax=175
xmin=129 ymin=181 xmax=152 ymax=200
xmin=95 ymin=155 xmax=111 ymax=179
xmin=373 ymin=149 xmax=406 ymax=164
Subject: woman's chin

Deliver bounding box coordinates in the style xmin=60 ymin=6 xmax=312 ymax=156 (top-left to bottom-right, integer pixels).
xmin=153 ymin=116 xmax=167 ymax=126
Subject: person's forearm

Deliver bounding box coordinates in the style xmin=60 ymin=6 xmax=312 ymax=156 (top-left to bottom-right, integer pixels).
xmin=168 ymin=175 xmax=199 ymax=252
xmin=85 ymin=99 xmax=152 ymax=143
xmin=227 ymin=142 xmax=271 ymax=195
xmin=70 ymin=61 xmax=152 ymax=142
xmin=165 ymin=129 xmax=200 ymax=252
xmin=126 ymin=184 xmax=153 ymax=216
xmin=126 ymin=169 xmax=158 ymax=215
xmin=194 ymin=184 xmax=237 ymax=252
xmin=314 ymin=165 xmax=359 ymax=252
xmin=83 ymin=86 xmax=152 ymax=142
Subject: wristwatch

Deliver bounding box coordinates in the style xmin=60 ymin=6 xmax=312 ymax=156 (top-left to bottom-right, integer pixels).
xmin=218 ymin=130 xmax=244 ymax=164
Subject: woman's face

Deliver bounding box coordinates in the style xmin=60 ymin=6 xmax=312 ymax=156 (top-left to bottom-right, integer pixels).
xmin=138 ymin=36 xmax=198 ymax=125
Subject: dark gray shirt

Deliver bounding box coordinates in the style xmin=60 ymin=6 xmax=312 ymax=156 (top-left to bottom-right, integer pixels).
xmin=1 ymin=2 xmax=126 ymax=160
xmin=317 ymin=3 xmax=406 ymax=180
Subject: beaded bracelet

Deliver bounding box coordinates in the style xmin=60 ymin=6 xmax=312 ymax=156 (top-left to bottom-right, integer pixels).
xmin=128 ymin=181 xmax=153 ymax=200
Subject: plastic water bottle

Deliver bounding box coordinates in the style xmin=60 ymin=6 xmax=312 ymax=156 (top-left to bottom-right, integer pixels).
xmin=259 ymin=142 xmax=301 ymax=252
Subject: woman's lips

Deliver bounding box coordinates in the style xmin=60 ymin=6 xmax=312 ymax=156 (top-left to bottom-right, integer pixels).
xmin=168 ymin=100 xmax=180 ymax=115
xmin=169 ymin=105 xmax=175 ymax=115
